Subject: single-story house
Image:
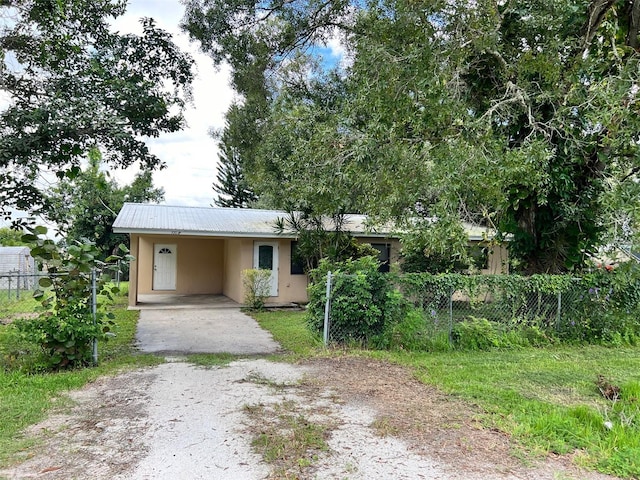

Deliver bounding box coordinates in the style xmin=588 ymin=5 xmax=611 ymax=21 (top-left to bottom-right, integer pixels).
xmin=112 ymin=203 xmax=508 ymax=307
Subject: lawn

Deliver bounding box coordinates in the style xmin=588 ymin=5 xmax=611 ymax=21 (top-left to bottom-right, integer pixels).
xmin=0 ymin=285 xmax=160 ymax=467
xmin=253 ymin=309 xmax=640 ymax=478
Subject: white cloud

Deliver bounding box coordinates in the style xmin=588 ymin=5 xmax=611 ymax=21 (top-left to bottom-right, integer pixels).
xmin=1 ymin=0 xmax=232 ymax=230
xmin=110 ymin=0 xmax=234 ymax=207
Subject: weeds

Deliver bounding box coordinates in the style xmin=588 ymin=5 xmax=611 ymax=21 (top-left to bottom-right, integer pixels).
xmin=245 ymin=402 xmax=331 ymax=479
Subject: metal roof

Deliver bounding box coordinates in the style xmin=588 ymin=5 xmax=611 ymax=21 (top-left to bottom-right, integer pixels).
xmin=112 ymin=203 xmax=389 ymax=238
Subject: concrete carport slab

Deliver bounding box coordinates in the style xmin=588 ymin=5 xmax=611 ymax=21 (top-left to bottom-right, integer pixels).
xmin=135 ymin=307 xmax=281 ymax=355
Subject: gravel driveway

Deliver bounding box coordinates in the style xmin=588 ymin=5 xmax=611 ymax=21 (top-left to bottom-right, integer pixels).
xmin=0 ymin=357 xmax=619 ymax=480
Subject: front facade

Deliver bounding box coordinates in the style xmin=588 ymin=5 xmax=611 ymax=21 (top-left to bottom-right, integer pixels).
xmin=114 ymin=204 xmax=400 ymax=306
xmin=114 ymin=204 xmax=508 ymax=307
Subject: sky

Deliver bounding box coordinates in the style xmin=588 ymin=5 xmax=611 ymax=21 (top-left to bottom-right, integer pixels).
xmin=110 ymin=0 xmax=234 ymax=207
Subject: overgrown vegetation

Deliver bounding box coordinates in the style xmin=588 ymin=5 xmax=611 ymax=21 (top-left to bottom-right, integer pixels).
xmin=307 ymin=259 xmax=640 ymax=350
xmin=307 ymin=256 xmax=406 ymax=346
xmin=242 ymin=268 xmax=272 ymax=310
xmin=13 ymin=227 xmax=131 ymax=369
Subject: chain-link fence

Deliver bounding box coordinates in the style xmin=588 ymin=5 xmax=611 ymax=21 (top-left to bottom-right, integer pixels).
xmin=1 ymin=263 xmax=124 ymax=305
xmin=320 ymin=272 xmax=638 ymax=347
xmin=0 ymin=272 xmax=45 ymax=305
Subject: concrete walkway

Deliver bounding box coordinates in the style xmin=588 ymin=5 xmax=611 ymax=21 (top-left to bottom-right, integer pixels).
xmin=136 ymin=307 xmax=281 ymax=355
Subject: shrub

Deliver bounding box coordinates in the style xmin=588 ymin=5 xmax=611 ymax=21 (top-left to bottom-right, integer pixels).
xmin=242 ymin=269 xmax=272 ymax=310
xmin=15 ymin=227 xmax=124 ymax=370
xmin=307 ymin=256 xmax=406 ymax=345
xmin=15 ymin=304 xmax=108 ymax=369
xmin=373 ymin=308 xmax=452 ymax=352
xmin=452 ymin=317 xmax=501 ymax=350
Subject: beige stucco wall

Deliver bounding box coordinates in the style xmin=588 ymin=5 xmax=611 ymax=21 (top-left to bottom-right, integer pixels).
xmin=222 ymin=238 xmax=251 ymax=304
xmin=135 ymin=235 xmax=224 ymax=296
xmin=482 ymin=243 xmax=509 ymax=274
xmin=223 ymin=238 xmax=309 ymax=304
xmin=127 ymin=233 xmax=497 ymax=307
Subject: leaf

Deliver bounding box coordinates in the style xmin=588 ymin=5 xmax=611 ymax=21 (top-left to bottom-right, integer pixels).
xmin=38 ymin=277 xmax=53 ymax=288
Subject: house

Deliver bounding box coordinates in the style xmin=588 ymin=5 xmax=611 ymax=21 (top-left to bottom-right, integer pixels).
xmin=112 ymin=203 xmax=507 ymax=307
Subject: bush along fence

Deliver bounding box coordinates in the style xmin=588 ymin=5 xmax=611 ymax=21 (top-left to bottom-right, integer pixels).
xmin=5 ymin=227 xmax=131 ymax=370
xmin=307 ymin=257 xmax=640 ymax=351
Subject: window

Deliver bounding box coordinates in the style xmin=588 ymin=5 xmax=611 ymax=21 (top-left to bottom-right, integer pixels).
xmin=371 ymin=243 xmax=391 ymax=273
xmin=468 ymin=245 xmax=489 ymax=270
xmin=290 ymin=241 xmax=305 ymax=275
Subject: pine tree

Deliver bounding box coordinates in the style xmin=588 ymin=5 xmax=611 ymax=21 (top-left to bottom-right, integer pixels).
xmin=213 ymin=142 xmax=257 ymax=208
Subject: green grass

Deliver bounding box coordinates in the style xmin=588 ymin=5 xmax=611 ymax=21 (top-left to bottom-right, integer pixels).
xmin=0 ymin=292 xmax=40 ymax=320
xmin=252 ymin=310 xmax=323 ymax=359
xmin=0 ymin=289 xmax=160 ymax=467
xmin=403 ymin=347 xmax=640 ymax=477
xmin=186 ymin=352 xmax=237 ymax=367
xmin=253 ymin=310 xmax=640 ymax=478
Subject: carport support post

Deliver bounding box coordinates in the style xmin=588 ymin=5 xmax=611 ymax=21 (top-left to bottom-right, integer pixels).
xmin=323 ymin=272 xmax=332 ymax=346
xmin=92 ymin=268 xmax=98 ymax=366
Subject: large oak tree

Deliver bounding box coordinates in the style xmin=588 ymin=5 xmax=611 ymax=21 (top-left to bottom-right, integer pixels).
xmin=185 ymin=0 xmax=640 ymax=273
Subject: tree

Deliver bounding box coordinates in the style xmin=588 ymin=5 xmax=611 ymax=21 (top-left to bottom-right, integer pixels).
xmin=45 ymin=149 xmax=164 ymax=258
xmin=0 ymin=0 xmax=193 ymax=219
xmin=0 ymin=227 xmax=27 ymax=246
xmin=183 ymin=0 xmax=356 ymax=210
xmin=185 ymin=0 xmax=640 ymax=274
xmin=213 ymin=105 xmax=258 ymax=208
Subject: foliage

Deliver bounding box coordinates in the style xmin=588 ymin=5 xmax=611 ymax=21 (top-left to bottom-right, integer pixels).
xmin=0 ymin=227 xmax=27 ymax=246
xmin=372 ymin=308 xmax=452 ymax=352
xmin=0 ymin=0 xmax=193 ymax=218
xmin=242 ymin=268 xmax=272 ymax=310
xmin=451 ymin=317 xmax=501 ymax=351
xmin=277 ymin=210 xmax=378 ymax=273
xmin=398 ymin=269 xmax=640 ymax=347
xmin=213 ymin=105 xmax=259 ymax=208
xmin=307 ymin=256 xmax=406 ymax=344
xmin=15 ymin=226 xmax=130 ymax=369
xmin=44 ymin=150 xmax=164 ymax=261
xmin=184 ymin=0 xmax=640 ymax=274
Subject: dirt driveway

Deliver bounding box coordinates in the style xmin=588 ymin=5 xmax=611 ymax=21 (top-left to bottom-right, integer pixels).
xmin=0 ymin=357 xmax=619 ymax=480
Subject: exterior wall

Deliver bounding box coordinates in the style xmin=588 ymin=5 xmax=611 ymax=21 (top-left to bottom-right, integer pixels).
xmin=483 ymin=243 xmax=509 ymax=274
xmin=277 ymin=239 xmax=308 ymax=304
xmin=135 ymin=235 xmax=224 ymax=296
xmin=128 ymin=234 xmax=139 ymax=307
xmin=223 ymin=238 xmax=309 ymax=305
xmin=126 ymin=232 xmax=503 ymax=307
xmin=223 ymin=238 xmax=252 ymax=304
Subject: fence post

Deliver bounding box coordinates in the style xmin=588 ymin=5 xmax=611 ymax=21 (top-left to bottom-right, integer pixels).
xmin=7 ymin=274 xmax=11 ymax=300
xmin=16 ymin=271 xmax=21 ymax=300
xmin=323 ymin=271 xmax=332 ymax=347
xmin=556 ymin=291 xmax=562 ymax=331
xmin=91 ymin=268 xmax=98 ymax=366
xmin=448 ymin=288 xmax=454 ymax=344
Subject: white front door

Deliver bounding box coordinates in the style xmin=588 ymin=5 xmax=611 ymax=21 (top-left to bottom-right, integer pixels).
xmin=153 ymin=244 xmax=177 ymax=290
xmin=253 ymin=242 xmax=279 ymax=297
